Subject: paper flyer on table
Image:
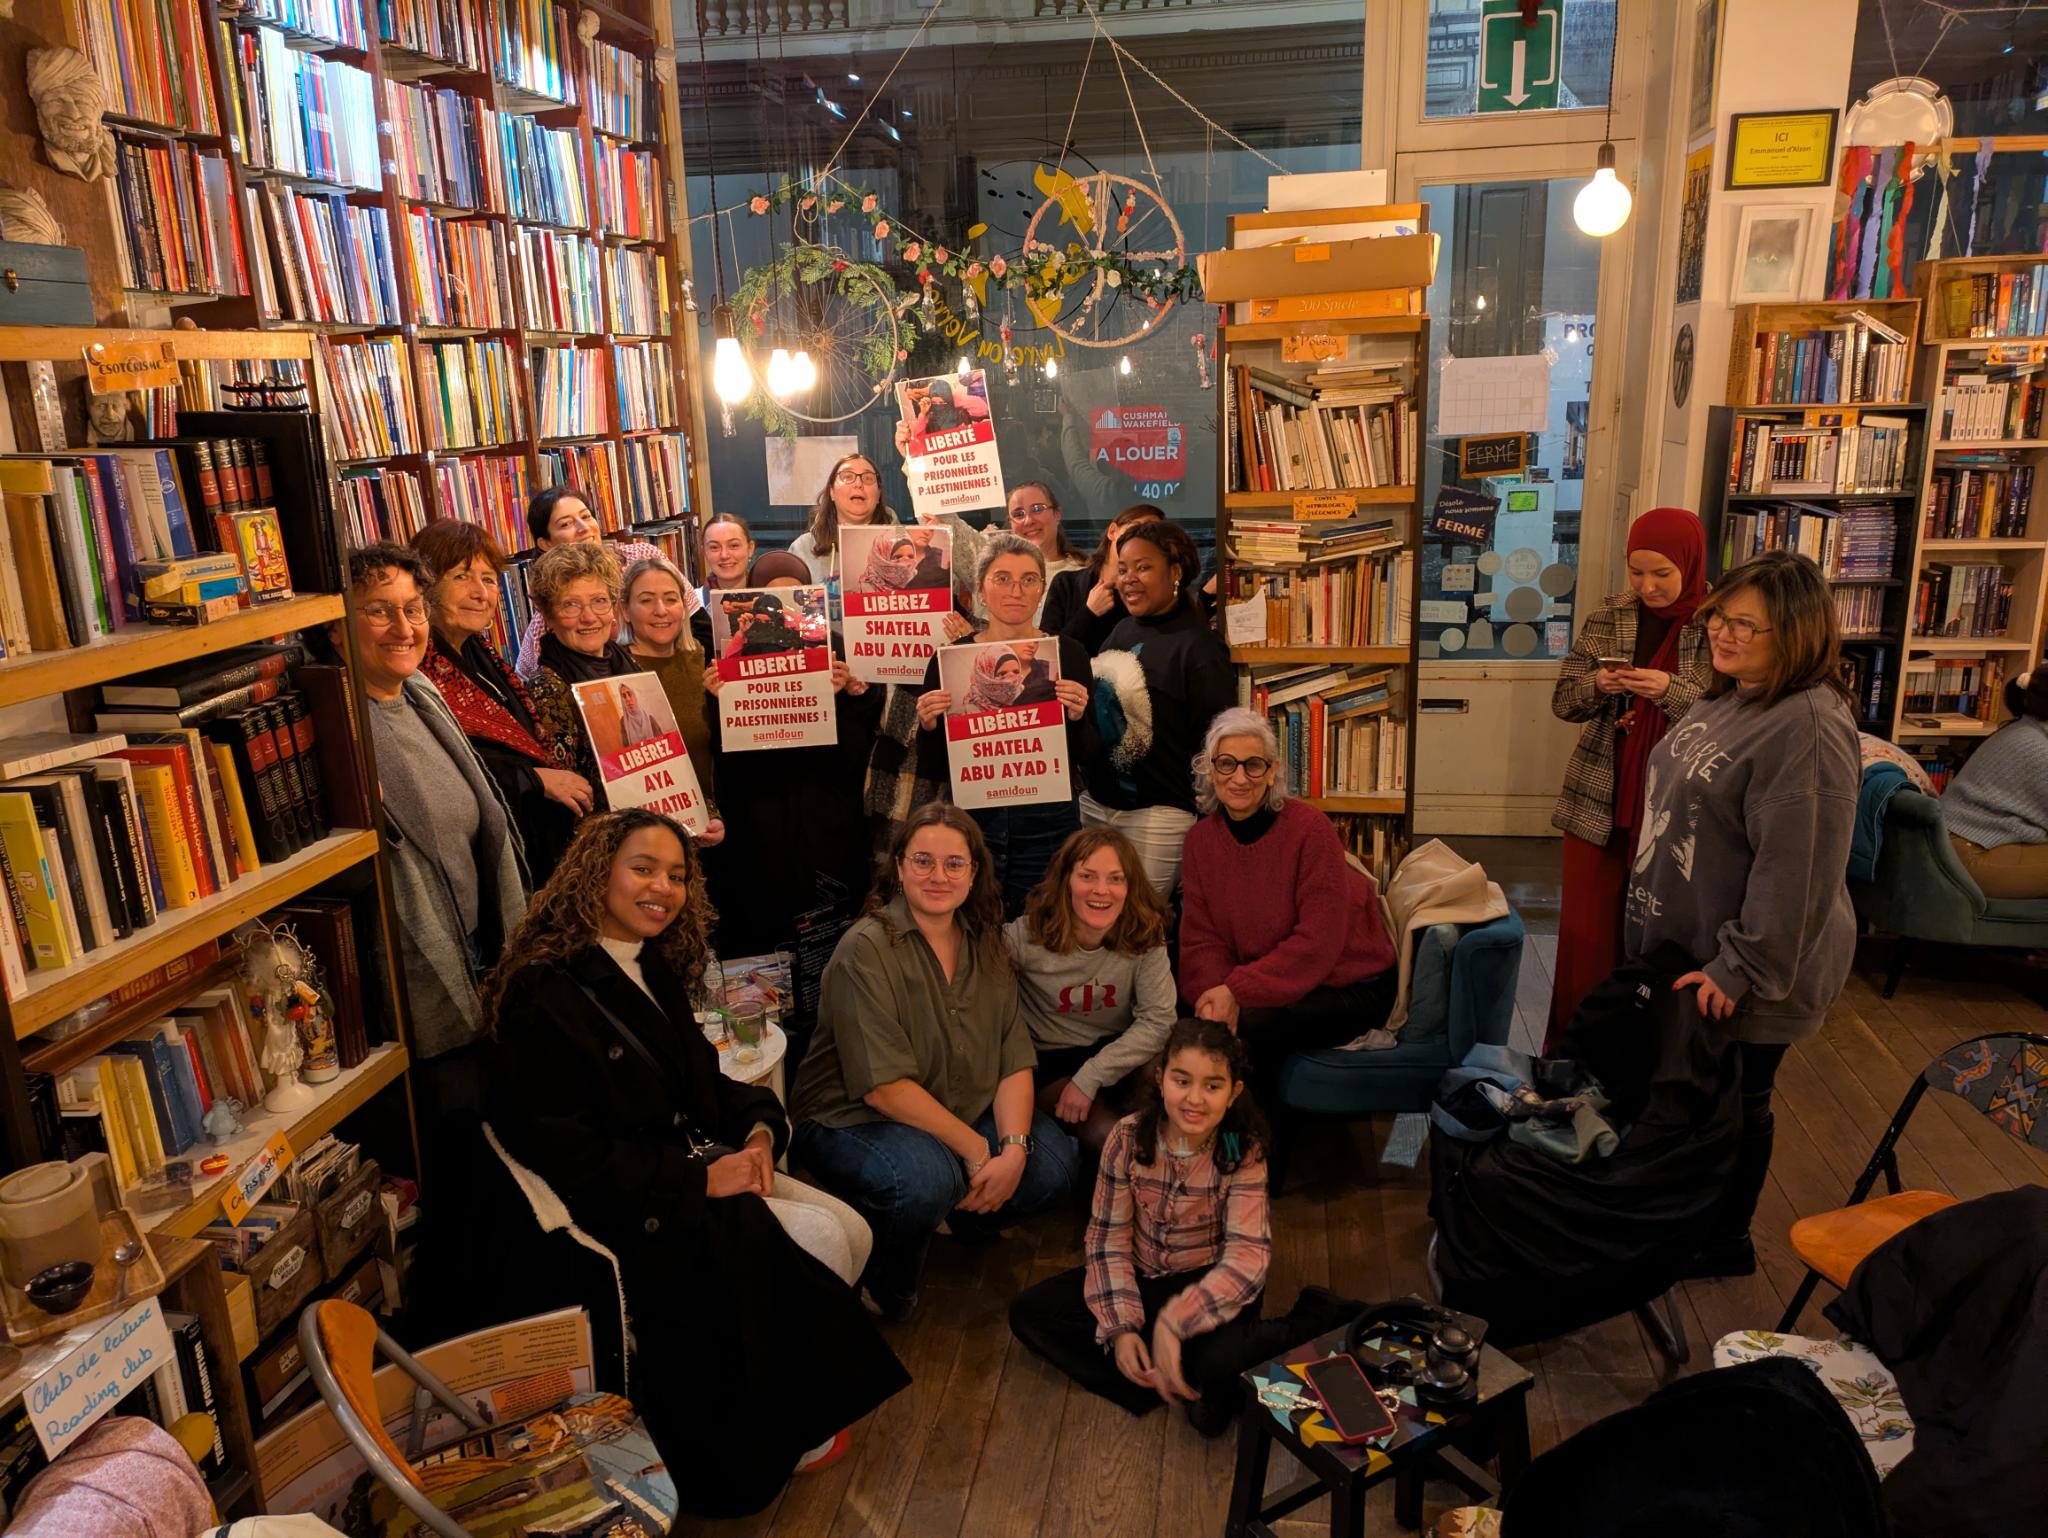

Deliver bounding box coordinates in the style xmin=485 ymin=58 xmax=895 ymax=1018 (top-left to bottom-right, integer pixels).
xmin=256 ymin=1307 xmax=597 ymax=1520
xmin=709 ymin=584 xmax=837 ymax=751
xmin=896 ymin=367 xmax=1003 ymax=519
xmin=940 ymin=640 xmax=1071 ymax=809
xmin=569 ymin=671 xmax=709 ymax=833
xmin=839 ymin=523 xmax=953 ymax=685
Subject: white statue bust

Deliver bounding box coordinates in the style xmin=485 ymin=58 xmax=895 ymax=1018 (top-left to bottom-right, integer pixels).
xmin=26 ymin=47 xmax=117 ymax=184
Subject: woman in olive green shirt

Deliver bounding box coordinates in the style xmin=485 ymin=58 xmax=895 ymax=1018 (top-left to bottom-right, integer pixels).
xmin=793 ymin=804 xmax=1080 ymax=1320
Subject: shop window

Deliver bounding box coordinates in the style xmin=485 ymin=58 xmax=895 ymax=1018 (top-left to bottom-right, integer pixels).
xmin=1424 ymin=0 xmax=1613 ymax=119
xmin=1415 ymin=175 xmax=1601 ymax=663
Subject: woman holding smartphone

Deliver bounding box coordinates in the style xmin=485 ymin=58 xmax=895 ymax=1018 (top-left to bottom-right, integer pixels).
xmin=1547 ymin=509 xmax=1712 ymax=1043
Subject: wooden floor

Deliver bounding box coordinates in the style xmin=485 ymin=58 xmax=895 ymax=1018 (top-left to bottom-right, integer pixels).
xmin=679 ymin=838 xmax=2048 ymax=1538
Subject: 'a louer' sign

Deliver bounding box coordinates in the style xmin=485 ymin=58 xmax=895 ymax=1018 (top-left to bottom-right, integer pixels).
xmin=1090 ymin=406 xmax=1185 ymax=483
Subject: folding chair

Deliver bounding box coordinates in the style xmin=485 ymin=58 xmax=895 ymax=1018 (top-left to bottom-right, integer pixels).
xmin=1776 ymin=1031 xmax=2048 ymax=1333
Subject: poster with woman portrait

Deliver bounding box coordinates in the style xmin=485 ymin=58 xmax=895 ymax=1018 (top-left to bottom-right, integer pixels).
xmin=709 ymin=585 xmax=837 ymax=751
xmin=568 ymin=671 xmax=710 ymax=833
xmin=937 ymin=640 xmax=1070 ymax=809
xmin=894 ymin=367 xmax=1004 ymax=520
xmin=839 ymin=523 xmax=953 ymax=686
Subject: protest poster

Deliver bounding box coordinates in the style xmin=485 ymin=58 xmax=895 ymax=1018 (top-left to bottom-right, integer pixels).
xmin=839 ymin=522 xmax=953 ymax=685
xmin=709 ymin=583 xmax=837 ymax=751
xmin=568 ymin=671 xmax=709 ymax=833
xmin=896 ymin=367 xmax=1004 ymax=519
xmin=939 ymin=640 xmax=1072 ymax=809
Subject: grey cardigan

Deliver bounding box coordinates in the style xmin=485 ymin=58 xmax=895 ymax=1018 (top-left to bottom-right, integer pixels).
xmin=378 ymin=673 xmax=529 ymax=1059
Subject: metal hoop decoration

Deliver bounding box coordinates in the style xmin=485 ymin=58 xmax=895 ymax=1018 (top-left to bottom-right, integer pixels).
xmin=1022 ymin=170 xmax=1186 ymax=350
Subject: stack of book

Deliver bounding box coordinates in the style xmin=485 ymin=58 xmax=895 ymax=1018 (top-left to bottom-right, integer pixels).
xmin=516 ymin=230 xmax=603 ymax=333
xmin=1225 ymin=526 xmax=1409 ymax=648
xmin=585 ymin=36 xmax=649 ymax=140
xmin=1837 ymin=645 xmax=1889 ymax=725
xmin=1739 ymin=310 xmax=1911 ymax=403
xmin=1938 ymin=368 xmax=2045 ymax=442
xmin=1725 ymin=415 xmax=1914 ymax=494
xmin=498 ymin=117 xmax=588 ymax=228
xmin=605 ymin=245 xmax=670 ymax=335
xmin=1338 ymin=816 xmax=1407 ymax=890
xmin=1239 ymin=663 xmax=1406 ymax=799
xmin=76 ymin=0 xmax=219 ymax=131
xmin=495 ymin=0 xmax=576 ymax=104
xmin=1229 ymin=363 xmax=1414 ymax=492
xmin=386 ymin=81 xmax=501 ymax=211
xmin=224 ymin=28 xmax=379 ymax=189
xmin=1935 ymin=265 xmax=2048 ymax=339
xmin=1833 ymin=588 xmax=1887 ymax=638
xmin=1901 ymin=654 xmax=2008 ymax=721
xmin=436 ymin=456 xmax=531 ymax=553
xmin=314 ymin=336 xmax=421 ymax=460
xmin=111 ymin=137 xmax=247 ymax=299
xmin=1913 ymin=562 xmax=2017 ymax=639
xmin=594 ymin=141 xmax=663 ymax=242
xmin=1925 ymin=458 xmax=2036 ymax=540
xmin=540 ymin=442 xmax=624 ymax=524
xmin=1720 ymin=498 xmax=1896 ymax=579
xmin=337 ymin=466 xmax=429 ymax=547
xmin=377 ymin=0 xmax=490 ymax=69
xmin=619 ymin=437 xmax=688 ymax=525
xmin=250 ymin=189 xmax=401 ymax=326
xmin=404 ymin=213 xmax=513 ymax=330
xmin=614 ymin=342 xmax=678 ymax=432
xmin=421 ymin=338 xmax=525 ymax=450
xmin=534 ymin=347 xmax=608 ymax=440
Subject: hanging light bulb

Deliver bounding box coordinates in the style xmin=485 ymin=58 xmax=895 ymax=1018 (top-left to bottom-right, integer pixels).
xmin=790 ymin=349 xmax=816 ymax=393
xmin=1118 ymin=354 xmax=1132 ymax=376
xmin=765 ymin=347 xmax=796 ymax=399
xmin=1574 ymin=142 xmax=1633 ymax=237
xmin=1474 ymin=293 xmax=1488 ymax=312
xmin=957 ymin=355 xmax=971 ymax=377
xmin=710 ymin=306 xmax=752 ymax=407
xmin=1043 ymin=356 xmax=1058 ymax=380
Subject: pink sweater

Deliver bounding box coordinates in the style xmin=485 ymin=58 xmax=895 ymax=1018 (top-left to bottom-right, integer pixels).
xmin=1178 ymin=799 xmax=1397 ymax=1009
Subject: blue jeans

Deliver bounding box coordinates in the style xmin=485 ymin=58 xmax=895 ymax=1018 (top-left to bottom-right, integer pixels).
xmin=793 ymin=1109 xmax=1079 ymax=1306
xmin=972 ymin=797 xmax=1083 ymax=917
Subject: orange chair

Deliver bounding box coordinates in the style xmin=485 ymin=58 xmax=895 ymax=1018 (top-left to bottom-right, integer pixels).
xmin=1776 ymin=1031 xmax=2048 ymax=1332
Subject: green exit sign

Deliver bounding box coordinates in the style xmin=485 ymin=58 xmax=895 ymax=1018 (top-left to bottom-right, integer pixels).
xmin=1478 ymin=0 xmax=1561 ymax=114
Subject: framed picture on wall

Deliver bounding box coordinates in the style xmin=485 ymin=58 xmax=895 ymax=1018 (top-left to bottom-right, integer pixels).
xmin=1725 ymin=109 xmax=1839 ymax=189
xmin=1730 ymin=204 xmax=1816 ymax=303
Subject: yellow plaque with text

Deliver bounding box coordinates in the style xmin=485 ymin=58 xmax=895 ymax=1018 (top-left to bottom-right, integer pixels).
xmin=82 ymin=339 xmax=179 ymax=394
xmin=1725 ymin=111 xmax=1838 ymax=190
xmin=1292 ymin=492 xmax=1358 ymax=520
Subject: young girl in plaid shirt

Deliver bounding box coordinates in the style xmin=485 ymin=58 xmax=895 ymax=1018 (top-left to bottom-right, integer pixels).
xmin=1009 ymin=1019 xmax=1355 ymax=1435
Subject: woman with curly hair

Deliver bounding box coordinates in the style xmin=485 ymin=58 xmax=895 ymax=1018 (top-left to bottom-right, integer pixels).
xmin=477 ymin=811 xmax=907 ymax=1517
xmin=791 ymin=803 xmax=1080 ymax=1321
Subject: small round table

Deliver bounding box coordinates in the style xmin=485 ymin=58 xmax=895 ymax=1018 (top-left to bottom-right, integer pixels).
xmin=709 ymin=1020 xmax=787 ymax=1105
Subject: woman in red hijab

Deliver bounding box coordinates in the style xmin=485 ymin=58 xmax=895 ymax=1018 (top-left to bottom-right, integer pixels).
xmin=1546 ymin=508 xmax=1713 ymax=1043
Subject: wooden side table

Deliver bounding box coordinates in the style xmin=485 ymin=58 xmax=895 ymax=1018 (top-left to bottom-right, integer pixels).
xmin=1225 ymin=1323 xmax=1533 ymax=1537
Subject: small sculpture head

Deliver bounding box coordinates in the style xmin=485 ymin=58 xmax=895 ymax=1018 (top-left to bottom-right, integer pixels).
xmin=26 ymin=48 xmax=117 ymax=184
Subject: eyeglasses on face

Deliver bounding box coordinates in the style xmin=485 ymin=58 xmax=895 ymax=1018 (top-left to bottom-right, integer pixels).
xmin=1704 ymin=612 xmax=1772 ymax=644
xmin=835 ymin=469 xmax=880 ymax=486
xmin=1212 ymin=755 xmax=1273 ymax=781
xmin=1013 ymin=502 xmax=1054 ymax=518
xmin=903 ymin=852 xmax=972 ymax=878
xmin=554 ymin=595 xmax=617 ymax=620
xmin=985 ymin=572 xmax=1045 ymax=591
xmin=358 ymin=600 xmax=428 ymax=627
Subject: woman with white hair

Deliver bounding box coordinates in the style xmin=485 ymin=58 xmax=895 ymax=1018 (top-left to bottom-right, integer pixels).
xmin=1177 ymin=707 xmax=1398 ymax=1094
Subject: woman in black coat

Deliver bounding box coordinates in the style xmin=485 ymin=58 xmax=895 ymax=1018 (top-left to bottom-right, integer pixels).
xmin=477 ymin=810 xmax=908 ymax=1518
xmin=1040 ymin=503 xmax=1164 ymax=653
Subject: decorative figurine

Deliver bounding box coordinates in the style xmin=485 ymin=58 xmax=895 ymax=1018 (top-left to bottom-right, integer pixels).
xmin=202 ymin=1098 xmax=246 ymax=1145
xmin=242 ymin=920 xmax=344 ymax=1112
xmin=26 ymin=47 xmax=117 ymax=183
xmin=0 ymin=185 xmax=63 ymax=246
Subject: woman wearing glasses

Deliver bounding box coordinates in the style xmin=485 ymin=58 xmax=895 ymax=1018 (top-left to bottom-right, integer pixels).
xmin=526 ymin=541 xmax=635 ymax=790
xmin=1005 ymin=481 xmax=1082 ymax=623
xmin=334 ymin=542 xmax=527 ymax=1064
xmin=791 ymin=803 xmax=1079 ymax=1322
xmin=1178 ymin=708 xmax=1397 ymax=1100
xmin=913 ymin=534 xmax=1097 ymax=914
xmin=513 ymin=486 xmax=668 ymax=680
xmin=1625 ymin=551 xmax=1859 ymax=1279
xmin=789 ymin=454 xmax=899 ymax=588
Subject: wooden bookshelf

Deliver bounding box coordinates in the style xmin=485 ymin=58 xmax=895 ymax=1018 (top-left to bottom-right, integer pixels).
xmin=1725 ymin=299 xmax=1922 ymax=408
xmin=1911 ymin=252 xmax=2048 ymax=342
xmin=0 ymin=325 xmax=424 ymax=1513
xmin=1212 ymin=204 xmax=1427 ymax=884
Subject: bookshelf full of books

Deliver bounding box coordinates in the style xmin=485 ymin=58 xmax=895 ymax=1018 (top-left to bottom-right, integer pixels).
xmin=1212 ymin=205 xmax=1430 ymax=884
xmin=49 ymin=0 xmax=702 ymax=564
xmin=1890 ymin=256 xmax=2048 ymax=766
xmin=0 ymin=325 xmax=425 ymax=1509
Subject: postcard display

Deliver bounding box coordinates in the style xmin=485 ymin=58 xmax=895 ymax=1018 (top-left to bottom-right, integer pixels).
xmin=708 ymin=585 xmax=838 ymax=750
xmin=939 ymin=640 xmax=1072 ymax=808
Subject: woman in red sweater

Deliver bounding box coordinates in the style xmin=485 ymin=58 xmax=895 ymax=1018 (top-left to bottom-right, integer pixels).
xmin=1178 ymin=708 xmax=1397 ymax=1097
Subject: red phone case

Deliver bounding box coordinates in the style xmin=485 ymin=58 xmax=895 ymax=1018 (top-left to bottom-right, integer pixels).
xmin=1302 ymin=1353 xmax=1397 ymax=1445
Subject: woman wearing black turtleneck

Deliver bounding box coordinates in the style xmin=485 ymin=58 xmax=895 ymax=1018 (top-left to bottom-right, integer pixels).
xmin=1041 ymin=504 xmax=1164 ymax=654
xmin=1078 ymin=518 xmax=1234 ymax=900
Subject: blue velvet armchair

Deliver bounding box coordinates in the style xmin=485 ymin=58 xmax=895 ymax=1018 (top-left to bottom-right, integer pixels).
xmin=1850 ymin=787 xmax=2048 ymax=997
xmin=1273 ymin=906 xmax=1526 ymax=1117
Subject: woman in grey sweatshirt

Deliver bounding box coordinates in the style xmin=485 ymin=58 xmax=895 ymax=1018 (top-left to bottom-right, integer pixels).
xmin=1007 ymin=826 xmax=1179 ymax=1157
xmin=1624 ymin=551 xmax=1860 ymax=1279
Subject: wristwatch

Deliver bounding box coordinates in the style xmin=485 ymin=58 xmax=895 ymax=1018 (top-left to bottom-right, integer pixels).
xmin=997 ymin=1133 xmax=1034 ymax=1156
